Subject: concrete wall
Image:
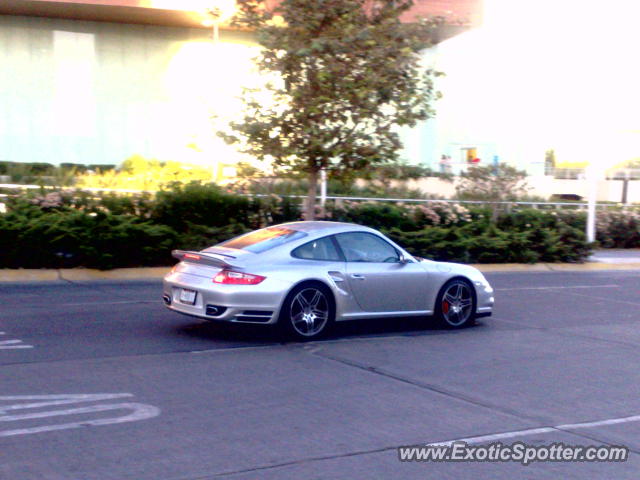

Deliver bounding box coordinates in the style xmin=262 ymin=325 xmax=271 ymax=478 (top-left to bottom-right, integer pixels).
xmin=385 ymin=176 xmax=640 ymax=203
xmin=528 ymin=177 xmax=640 ymax=204
xmin=0 ymin=15 xmax=257 ymax=167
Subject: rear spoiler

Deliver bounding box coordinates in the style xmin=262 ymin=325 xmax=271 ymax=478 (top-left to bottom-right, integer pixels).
xmin=172 ymin=250 xmax=239 ymax=269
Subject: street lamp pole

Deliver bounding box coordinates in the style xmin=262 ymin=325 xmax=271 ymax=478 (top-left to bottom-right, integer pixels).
xmin=211 ymin=15 xmax=220 ymax=43
xmin=205 ymin=6 xmax=224 ymax=43
xmin=585 ymin=162 xmax=604 ymax=244
xmin=205 ymin=6 xmax=223 ymax=183
xmin=586 ymin=167 xmax=597 ymax=243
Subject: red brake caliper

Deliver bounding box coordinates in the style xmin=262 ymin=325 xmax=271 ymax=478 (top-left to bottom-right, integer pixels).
xmin=442 ymin=301 xmax=449 ymax=314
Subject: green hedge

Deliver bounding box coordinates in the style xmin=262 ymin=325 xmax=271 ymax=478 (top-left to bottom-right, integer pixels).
xmin=0 ymin=184 xmax=605 ymax=269
xmin=0 ymin=185 xmax=301 ymax=269
xmin=0 ymin=208 xmax=178 ymax=270
xmin=386 ymin=223 xmax=589 ymax=264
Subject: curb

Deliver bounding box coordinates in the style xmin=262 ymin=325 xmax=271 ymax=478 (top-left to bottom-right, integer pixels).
xmin=0 ymin=267 xmax=169 ymax=283
xmin=472 ymin=262 xmax=640 ymax=273
xmin=1 ymin=263 xmax=640 ymax=283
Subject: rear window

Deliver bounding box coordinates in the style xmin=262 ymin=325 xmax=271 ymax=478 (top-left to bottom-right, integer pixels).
xmin=219 ymin=227 xmax=307 ymax=254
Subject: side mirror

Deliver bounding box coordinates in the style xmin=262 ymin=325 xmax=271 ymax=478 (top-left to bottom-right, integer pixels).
xmin=399 ymin=254 xmax=411 ymax=264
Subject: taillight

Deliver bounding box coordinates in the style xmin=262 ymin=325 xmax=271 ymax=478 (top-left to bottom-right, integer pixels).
xmin=213 ymin=270 xmax=266 ymax=285
xmin=184 ymin=253 xmax=201 ymax=260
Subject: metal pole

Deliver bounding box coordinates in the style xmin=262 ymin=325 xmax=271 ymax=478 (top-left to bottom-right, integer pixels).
xmin=210 ymin=19 xmax=219 ymax=183
xmin=622 ymin=169 xmax=629 ymax=204
xmin=586 ymin=165 xmax=597 ymax=243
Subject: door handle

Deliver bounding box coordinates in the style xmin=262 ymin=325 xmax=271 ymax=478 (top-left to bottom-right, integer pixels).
xmin=351 ymin=274 xmax=365 ymax=280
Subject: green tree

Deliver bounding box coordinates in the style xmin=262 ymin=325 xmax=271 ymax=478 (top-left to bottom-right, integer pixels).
xmin=456 ymin=164 xmax=530 ymax=222
xmin=222 ymin=0 xmax=442 ymax=219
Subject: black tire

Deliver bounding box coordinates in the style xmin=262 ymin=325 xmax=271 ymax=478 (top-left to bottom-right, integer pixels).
xmin=278 ymin=282 xmax=335 ymax=341
xmin=434 ymin=278 xmax=477 ymax=329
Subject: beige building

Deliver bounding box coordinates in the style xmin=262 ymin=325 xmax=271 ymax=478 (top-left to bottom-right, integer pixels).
xmin=0 ymin=0 xmax=479 ymax=171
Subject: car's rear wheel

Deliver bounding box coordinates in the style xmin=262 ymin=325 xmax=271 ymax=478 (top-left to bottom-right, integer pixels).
xmin=279 ymin=283 xmax=334 ymax=341
xmin=435 ymin=279 xmax=476 ymax=328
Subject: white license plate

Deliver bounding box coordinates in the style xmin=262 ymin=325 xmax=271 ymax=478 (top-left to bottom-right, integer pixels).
xmin=179 ymin=288 xmax=197 ymax=305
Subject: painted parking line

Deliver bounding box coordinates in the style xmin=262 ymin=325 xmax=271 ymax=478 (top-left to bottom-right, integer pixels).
xmin=0 ymin=330 xmax=34 ymax=350
xmin=0 ymin=393 xmax=160 ymax=437
xmin=429 ymin=413 xmax=640 ymax=446
xmin=0 ymin=339 xmax=34 ymax=350
xmin=496 ymin=284 xmax=619 ymax=291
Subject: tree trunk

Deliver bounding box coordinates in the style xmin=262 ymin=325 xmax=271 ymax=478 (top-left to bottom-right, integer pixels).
xmin=305 ymin=168 xmax=318 ymax=220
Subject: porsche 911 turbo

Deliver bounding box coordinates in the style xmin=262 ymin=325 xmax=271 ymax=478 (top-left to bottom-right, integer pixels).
xmin=162 ymin=221 xmax=494 ymax=340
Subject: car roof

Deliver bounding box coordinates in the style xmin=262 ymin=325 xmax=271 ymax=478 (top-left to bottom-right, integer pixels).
xmin=277 ymin=221 xmax=373 ymax=235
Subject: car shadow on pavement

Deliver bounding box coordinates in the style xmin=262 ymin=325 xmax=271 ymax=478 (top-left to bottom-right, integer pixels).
xmin=175 ymin=316 xmax=485 ymax=345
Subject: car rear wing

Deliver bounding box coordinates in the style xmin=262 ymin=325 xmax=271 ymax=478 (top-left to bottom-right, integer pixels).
xmin=172 ymin=250 xmax=239 ymax=269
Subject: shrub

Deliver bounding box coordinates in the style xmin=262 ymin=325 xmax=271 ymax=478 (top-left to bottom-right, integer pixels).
xmin=175 ymin=223 xmax=250 ymax=252
xmin=79 ymin=214 xmax=178 ymax=270
xmin=0 ymin=188 xmax=596 ymax=269
xmin=0 ymin=184 xmax=302 ymax=269
xmin=596 ymin=210 xmax=640 ymax=248
xmin=387 ymin=221 xmax=591 ymax=264
xmin=152 ymin=183 xmax=253 ymax=232
xmin=327 ymin=201 xmax=415 ymax=231
xmin=387 ymin=226 xmax=470 ymax=262
xmin=0 ymin=209 xmax=178 ymax=269
xmin=409 ymin=201 xmax=471 ymax=227
xmin=456 ymin=164 xmax=530 ymax=202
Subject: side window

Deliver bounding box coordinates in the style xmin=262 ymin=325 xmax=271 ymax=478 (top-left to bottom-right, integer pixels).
xmin=335 ymin=232 xmax=400 ymax=263
xmin=291 ymin=236 xmax=342 ymax=261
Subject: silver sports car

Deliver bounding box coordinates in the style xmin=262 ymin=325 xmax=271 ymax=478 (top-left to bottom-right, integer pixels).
xmin=163 ymin=221 xmax=494 ymax=340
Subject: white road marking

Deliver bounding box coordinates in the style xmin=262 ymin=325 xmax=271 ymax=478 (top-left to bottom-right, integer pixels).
xmin=0 ymin=339 xmax=34 ymax=350
xmin=429 ymin=413 xmax=640 ymax=446
xmin=429 ymin=427 xmax=556 ymax=446
xmin=0 ymin=393 xmax=132 ymax=414
xmin=0 ymin=393 xmax=160 ymax=437
xmin=55 ymin=300 xmax=156 ymax=307
xmin=497 ymin=284 xmax=619 ymax=291
xmin=557 ymin=414 xmax=640 ymax=431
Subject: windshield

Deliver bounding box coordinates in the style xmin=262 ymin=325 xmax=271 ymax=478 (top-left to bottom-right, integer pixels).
xmin=219 ymin=227 xmax=307 ymax=254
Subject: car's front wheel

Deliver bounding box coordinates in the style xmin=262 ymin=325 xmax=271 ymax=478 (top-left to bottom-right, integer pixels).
xmin=435 ymin=278 xmax=476 ymax=328
xmin=279 ymin=283 xmax=334 ymax=341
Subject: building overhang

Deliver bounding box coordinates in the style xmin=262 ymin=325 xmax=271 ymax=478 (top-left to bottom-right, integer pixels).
xmin=0 ymin=0 xmax=481 ymax=33
xmin=0 ymin=0 xmax=209 ymax=28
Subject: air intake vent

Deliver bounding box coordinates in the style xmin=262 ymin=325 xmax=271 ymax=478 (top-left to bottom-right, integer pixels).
xmin=242 ymin=310 xmax=272 ymax=316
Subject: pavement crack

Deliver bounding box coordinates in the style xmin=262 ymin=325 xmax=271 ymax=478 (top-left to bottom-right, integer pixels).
xmin=169 ymin=420 xmax=640 ymax=479
xmin=563 ymin=290 xmax=640 ymax=308
xmin=547 ymin=328 xmax=640 ymax=351
xmin=306 ymin=347 xmax=546 ymax=424
xmin=56 ymin=270 xmax=75 ymax=285
xmin=180 ymin=445 xmax=399 ymax=479
xmin=493 ymin=317 xmax=640 ymax=351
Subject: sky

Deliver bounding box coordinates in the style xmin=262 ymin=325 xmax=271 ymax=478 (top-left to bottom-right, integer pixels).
xmin=478 ymin=0 xmax=640 ymax=168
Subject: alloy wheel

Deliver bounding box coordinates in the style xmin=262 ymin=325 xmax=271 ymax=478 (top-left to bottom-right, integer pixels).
xmin=289 ymin=287 xmax=330 ymax=337
xmin=440 ymin=281 xmax=474 ymax=327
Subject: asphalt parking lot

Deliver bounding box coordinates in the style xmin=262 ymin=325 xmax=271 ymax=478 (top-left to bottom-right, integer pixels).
xmin=1 ymin=270 xmax=640 ymax=479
